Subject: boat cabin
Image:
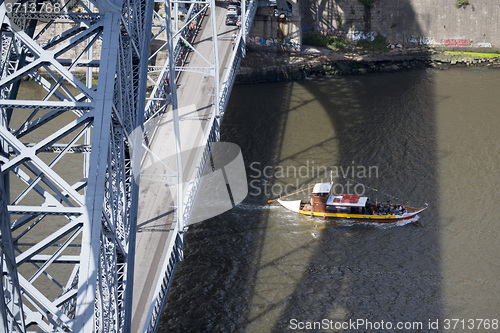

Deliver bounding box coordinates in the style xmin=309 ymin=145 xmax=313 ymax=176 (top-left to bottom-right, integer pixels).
xmin=326 ymin=194 xmax=369 ymax=214
xmin=326 ymin=194 xmax=368 ymax=207
xmin=309 ymin=183 xmax=371 ymax=214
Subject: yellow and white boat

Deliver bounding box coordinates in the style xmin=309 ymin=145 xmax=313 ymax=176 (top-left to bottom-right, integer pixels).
xmin=277 ymin=182 xmax=427 ymax=223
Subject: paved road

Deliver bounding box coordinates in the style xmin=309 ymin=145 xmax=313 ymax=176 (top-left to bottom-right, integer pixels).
xmin=131 ymin=3 xmax=238 ymax=332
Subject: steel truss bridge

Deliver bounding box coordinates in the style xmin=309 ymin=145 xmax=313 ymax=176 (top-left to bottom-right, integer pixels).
xmin=0 ymin=0 xmax=257 ymax=331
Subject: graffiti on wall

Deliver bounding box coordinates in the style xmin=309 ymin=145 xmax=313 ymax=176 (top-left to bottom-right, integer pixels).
xmin=317 ymin=26 xmax=346 ymax=38
xmin=444 ymin=38 xmax=472 ymax=46
xmin=247 ymin=36 xmax=300 ymax=51
xmin=403 ymin=34 xmax=435 ymax=46
xmin=476 ymin=42 xmax=493 ymax=47
xmin=302 ymin=26 xmax=494 ymax=49
xmin=346 ymin=30 xmax=376 ymax=42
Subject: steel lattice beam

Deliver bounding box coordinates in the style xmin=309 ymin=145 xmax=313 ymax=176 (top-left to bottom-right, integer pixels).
xmin=0 ymin=0 xmax=152 ymax=332
xmin=140 ymin=1 xmax=222 ymax=331
xmin=140 ymin=1 xmax=256 ymax=331
xmin=1 ymin=0 xmax=257 ymax=330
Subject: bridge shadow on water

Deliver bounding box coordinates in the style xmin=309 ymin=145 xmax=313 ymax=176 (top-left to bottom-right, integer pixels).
xmin=159 ymin=82 xmax=294 ymax=332
xmin=159 ymin=2 xmax=442 ymax=332
xmin=269 ymin=71 xmax=442 ymax=331
xmin=160 ymin=76 xmax=442 ymax=332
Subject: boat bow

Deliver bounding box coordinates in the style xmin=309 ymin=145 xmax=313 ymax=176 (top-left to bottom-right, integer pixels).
xmin=399 ymin=206 xmax=428 ymax=219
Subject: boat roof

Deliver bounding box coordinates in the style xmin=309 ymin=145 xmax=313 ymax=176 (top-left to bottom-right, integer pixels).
xmin=326 ymin=194 xmax=368 ymax=207
xmin=312 ymin=182 xmax=332 ymax=194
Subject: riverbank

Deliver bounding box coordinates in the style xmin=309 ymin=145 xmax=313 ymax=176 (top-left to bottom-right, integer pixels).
xmin=236 ymin=46 xmax=500 ymax=84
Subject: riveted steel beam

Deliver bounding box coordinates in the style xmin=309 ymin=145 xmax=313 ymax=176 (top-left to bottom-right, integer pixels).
xmin=0 ymin=1 xmax=153 ymax=331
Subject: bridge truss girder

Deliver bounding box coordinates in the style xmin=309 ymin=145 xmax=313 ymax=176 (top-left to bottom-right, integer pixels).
xmin=140 ymin=1 xmax=221 ymax=331
xmin=141 ymin=0 xmax=257 ymax=331
xmin=0 ymin=0 xmax=152 ymax=332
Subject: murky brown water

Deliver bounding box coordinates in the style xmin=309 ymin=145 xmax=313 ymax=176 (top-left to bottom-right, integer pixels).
xmin=7 ymin=66 xmax=499 ymax=332
xmin=6 ymin=80 xmax=84 ymax=297
xmin=160 ymin=67 xmax=500 ymax=332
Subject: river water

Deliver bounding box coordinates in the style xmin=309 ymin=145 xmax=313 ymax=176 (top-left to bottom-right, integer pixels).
xmin=7 ymin=64 xmax=498 ymax=331
xmin=160 ymin=67 xmax=500 ymax=332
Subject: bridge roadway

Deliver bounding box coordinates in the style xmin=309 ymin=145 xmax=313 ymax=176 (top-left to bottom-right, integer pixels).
xmin=131 ymin=3 xmax=240 ymax=332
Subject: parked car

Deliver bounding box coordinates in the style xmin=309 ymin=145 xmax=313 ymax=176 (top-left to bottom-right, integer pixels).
xmin=225 ymin=13 xmax=238 ymax=25
xmin=226 ymin=4 xmax=240 ymax=15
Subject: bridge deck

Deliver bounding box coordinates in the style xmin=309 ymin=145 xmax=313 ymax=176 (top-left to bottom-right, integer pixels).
xmin=131 ymin=3 xmax=239 ymax=332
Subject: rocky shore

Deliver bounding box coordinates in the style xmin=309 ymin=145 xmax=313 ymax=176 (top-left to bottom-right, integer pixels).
xmin=236 ymin=46 xmax=500 ymax=84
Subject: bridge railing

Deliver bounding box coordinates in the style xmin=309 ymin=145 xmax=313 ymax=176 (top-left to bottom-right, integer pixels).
xmin=218 ymin=0 xmax=258 ymax=116
xmin=141 ymin=1 xmax=257 ymax=332
xmin=144 ymin=3 xmax=205 ymax=125
xmin=181 ymin=0 xmax=257 ymax=226
xmin=144 ymin=231 xmax=184 ymax=333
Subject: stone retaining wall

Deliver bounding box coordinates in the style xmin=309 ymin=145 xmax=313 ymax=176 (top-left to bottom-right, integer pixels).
xmin=301 ymin=0 xmax=500 ymax=48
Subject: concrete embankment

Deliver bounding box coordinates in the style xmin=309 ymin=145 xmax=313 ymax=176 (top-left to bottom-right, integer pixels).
xmin=238 ymin=0 xmax=500 ymax=84
xmin=235 ymin=47 xmax=500 ymax=84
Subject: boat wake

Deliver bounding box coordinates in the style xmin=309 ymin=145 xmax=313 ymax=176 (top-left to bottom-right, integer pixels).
xmin=341 ymin=215 xmax=420 ymax=228
xmin=392 ymin=215 xmax=420 ymax=227
xmin=236 ymin=203 xmax=279 ymax=210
